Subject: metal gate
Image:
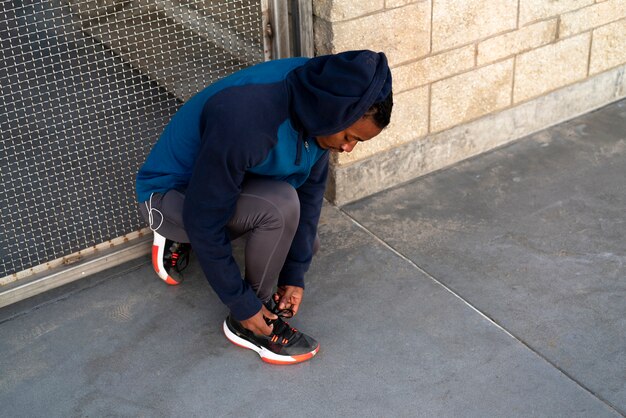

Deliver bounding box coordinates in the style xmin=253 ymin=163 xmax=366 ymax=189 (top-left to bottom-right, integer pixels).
xmin=0 ymin=0 xmax=312 ymax=306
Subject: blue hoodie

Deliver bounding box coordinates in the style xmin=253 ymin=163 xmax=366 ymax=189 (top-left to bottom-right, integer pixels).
xmin=136 ymin=50 xmax=391 ymax=320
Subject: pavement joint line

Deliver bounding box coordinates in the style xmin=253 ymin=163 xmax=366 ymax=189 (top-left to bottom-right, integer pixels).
xmin=338 ymin=207 xmax=626 ymax=417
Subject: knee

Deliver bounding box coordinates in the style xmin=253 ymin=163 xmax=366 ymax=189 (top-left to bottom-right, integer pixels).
xmin=272 ymin=183 xmax=300 ymax=231
xmin=239 ymin=180 xmax=300 ymax=233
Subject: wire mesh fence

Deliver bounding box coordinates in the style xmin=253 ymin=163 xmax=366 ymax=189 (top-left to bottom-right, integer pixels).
xmin=0 ymin=0 xmax=264 ymax=279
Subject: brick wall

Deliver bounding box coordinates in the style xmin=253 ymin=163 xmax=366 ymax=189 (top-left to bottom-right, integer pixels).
xmin=314 ymin=0 xmax=626 ymax=204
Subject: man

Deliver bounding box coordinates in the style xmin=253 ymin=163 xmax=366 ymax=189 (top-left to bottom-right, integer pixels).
xmin=136 ymin=50 xmax=393 ymax=364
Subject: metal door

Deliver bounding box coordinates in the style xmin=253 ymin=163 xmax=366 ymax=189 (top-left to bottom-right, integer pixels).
xmin=0 ymin=0 xmax=311 ymax=306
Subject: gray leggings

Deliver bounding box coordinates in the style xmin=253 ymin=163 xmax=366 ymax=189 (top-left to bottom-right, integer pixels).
xmin=139 ymin=178 xmax=318 ymax=302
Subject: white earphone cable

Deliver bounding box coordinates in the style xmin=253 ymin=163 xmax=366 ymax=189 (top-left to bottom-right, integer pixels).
xmin=145 ymin=193 xmax=164 ymax=232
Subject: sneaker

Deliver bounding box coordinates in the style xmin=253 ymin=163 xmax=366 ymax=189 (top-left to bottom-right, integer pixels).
xmin=223 ymin=309 xmax=320 ymax=365
xmin=151 ymin=231 xmax=191 ymax=285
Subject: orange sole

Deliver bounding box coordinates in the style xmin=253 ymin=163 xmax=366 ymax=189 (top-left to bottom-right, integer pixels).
xmin=261 ymin=346 xmax=319 ymax=365
xmin=225 ymin=330 xmax=319 ymax=365
xmin=152 ymin=245 xmax=181 ymax=286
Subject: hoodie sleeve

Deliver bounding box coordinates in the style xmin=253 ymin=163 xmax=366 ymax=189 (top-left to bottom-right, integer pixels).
xmin=183 ymin=101 xmax=275 ymax=321
xmin=277 ymin=151 xmax=330 ymax=288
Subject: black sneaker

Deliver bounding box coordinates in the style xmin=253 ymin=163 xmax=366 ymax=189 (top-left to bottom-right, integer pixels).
xmin=222 ymin=309 xmax=320 ymax=365
xmin=151 ymin=231 xmax=191 ymax=285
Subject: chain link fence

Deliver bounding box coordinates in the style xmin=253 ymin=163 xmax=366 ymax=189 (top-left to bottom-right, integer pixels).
xmin=0 ymin=0 xmax=264 ymax=281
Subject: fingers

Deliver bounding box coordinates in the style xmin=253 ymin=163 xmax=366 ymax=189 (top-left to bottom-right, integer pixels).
xmin=248 ymin=318 xmax=273 ymax=336
xmin=273 ymin=286 xmax=289 ymax=310
xmin=291 ymin=300 xmax=299 ymax=316
xmin=271 ymin=286 xmax=304 ymax=316
xmin=278 ymin=294 xmax=293 ymax=310
xmin=288 ymin=295 xmax=301 ymax=315
xmin=261 ymin=304 xmax=277 ymax=320
xmin=273 ymin=285 xmax=286 ymax=304
xmin=258 ymin=321 xmax=273 ymax=336
xmin=241 ymin=307 xmax=275 ymax=336
xmin=279 ymin=286 xmax=303 ymax=314
xmin=278 ymin=293 xmax=294 ymax=311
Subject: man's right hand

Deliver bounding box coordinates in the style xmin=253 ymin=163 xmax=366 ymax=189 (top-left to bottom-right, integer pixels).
xmin=240 ymin=305 xmax=277 ymax=336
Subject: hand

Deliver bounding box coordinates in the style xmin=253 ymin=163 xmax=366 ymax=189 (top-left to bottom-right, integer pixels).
xmin=240 ymin=305 xmax=277 ymax=336
xmin=272 ymin=285 xmax=304 ymax=316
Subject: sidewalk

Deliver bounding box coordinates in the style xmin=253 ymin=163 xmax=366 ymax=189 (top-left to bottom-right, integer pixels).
xmin=1 ymin=99 xmax=625 ymax=417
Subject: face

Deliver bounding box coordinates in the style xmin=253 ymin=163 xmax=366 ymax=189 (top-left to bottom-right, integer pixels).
xmin=315 ymin=117 xmax=383 ymax=153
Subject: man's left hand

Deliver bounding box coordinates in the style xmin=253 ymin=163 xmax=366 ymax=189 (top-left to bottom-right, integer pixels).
xmin=273 ymin=285 xmax=304 ymax=316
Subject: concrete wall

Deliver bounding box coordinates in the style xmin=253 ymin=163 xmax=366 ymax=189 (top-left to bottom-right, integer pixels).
xmin=314 ymin=0 xmax=626 ymax=205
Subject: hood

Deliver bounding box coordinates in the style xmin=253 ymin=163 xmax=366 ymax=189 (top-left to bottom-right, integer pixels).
xmin=285 ymin=50 xmax=392 ymax=137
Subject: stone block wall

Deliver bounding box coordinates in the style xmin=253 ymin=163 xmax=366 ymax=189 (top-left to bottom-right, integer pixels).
xmin=314 ymin=0 xmax=626 ymax=204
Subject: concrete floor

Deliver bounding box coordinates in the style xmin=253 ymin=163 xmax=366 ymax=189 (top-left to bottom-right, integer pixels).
xmin=1 ymin=99 xmax=625 ymax=417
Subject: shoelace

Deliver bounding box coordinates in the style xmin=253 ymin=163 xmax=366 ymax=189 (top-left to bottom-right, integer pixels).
xmin=267 ymin=316 xmax=298 ymax=345
xmin=167 ymin=242 xmax=191 ymax=273
xmin=275 ymin=307 xmax=294 ymax=319
xmin=260 ymin=300 xmax=301 ymax=344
